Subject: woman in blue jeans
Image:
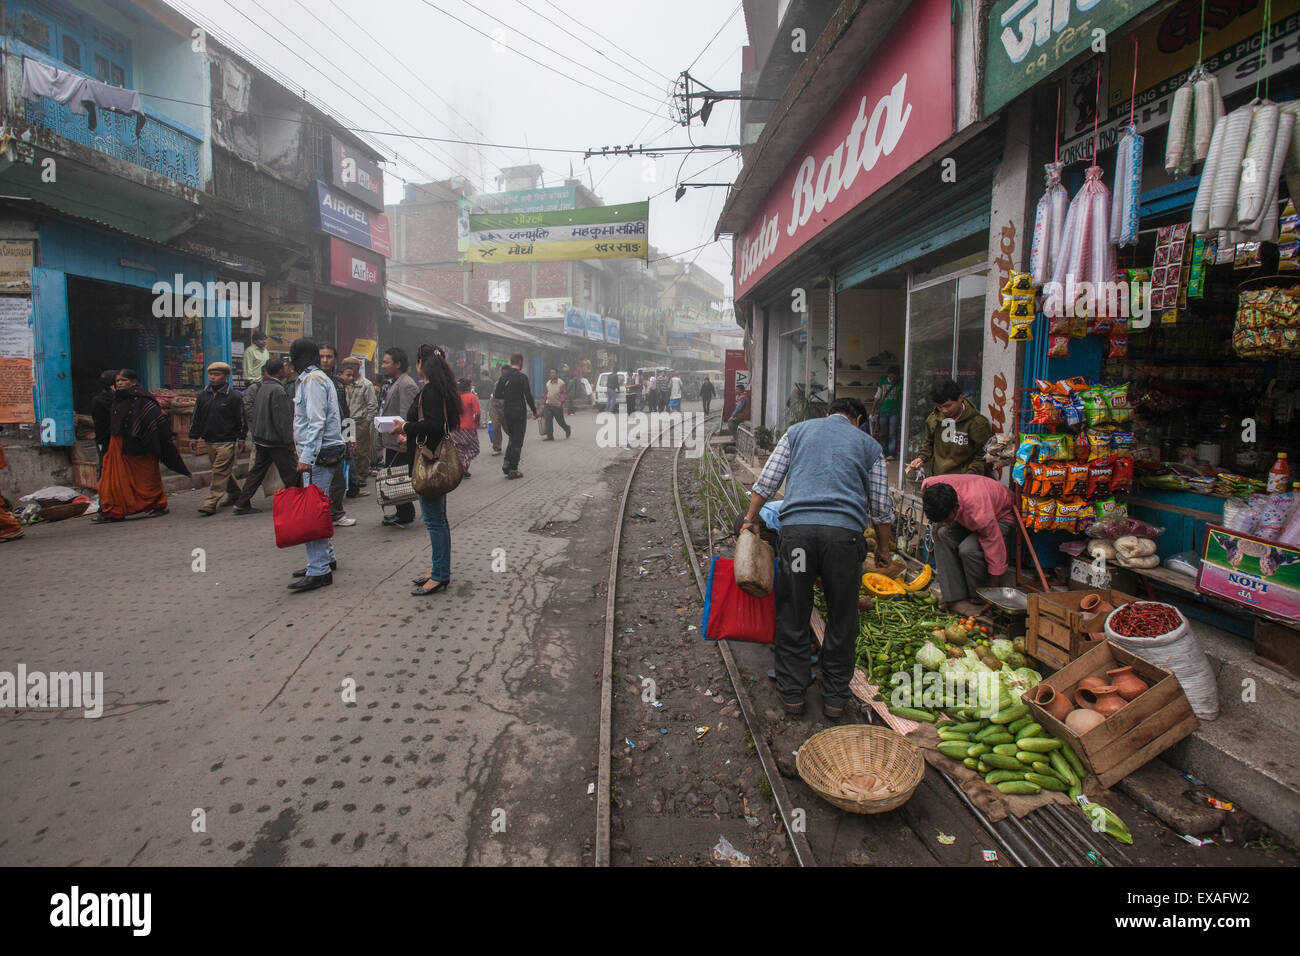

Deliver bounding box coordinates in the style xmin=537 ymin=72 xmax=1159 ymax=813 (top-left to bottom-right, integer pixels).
xmin=394 ymin=347 xmax=463 ymax=597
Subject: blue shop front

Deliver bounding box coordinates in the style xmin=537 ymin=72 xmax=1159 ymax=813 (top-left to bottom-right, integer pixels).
xmin=33 ymin=218 xmax=232 ymax=447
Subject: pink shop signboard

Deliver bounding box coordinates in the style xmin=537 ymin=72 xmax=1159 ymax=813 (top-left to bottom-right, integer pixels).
xmin=734 ymin=0 xmax=953 ymax=299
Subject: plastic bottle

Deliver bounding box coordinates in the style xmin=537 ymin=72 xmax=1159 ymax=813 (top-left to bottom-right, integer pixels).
xmin=1267 ymin=452 xmax=1291 ymax=493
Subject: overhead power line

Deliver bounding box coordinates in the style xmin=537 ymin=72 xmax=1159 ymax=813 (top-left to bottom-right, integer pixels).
xmin=688 ymin=2 xmax=742 ymax=73
xmin=420 ymin=0 xmax=666 ymax=118
xmin=541 ymin=0 xmax=676 ymax=84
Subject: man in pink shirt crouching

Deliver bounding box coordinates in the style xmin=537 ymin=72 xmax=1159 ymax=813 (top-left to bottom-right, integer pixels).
xmin=921 ymin=473 xmax=1017 ymax=615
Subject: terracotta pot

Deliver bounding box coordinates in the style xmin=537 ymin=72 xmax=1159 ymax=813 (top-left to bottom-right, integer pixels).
xmin=1076 ymin=675 xmax=1109 ymax=695
xmin=1075 ymin=685 xmax=1126 ymax=717
xmin=1033 ymin=683 xmax=1074 ymax=722
xmin=1078 ymin=594 xmax=1116 ymax=615
xmin=1106 ymin=666 xmax=1149 ymax=701
xmin=1065 ymin=708 xmax=1106 ymax=735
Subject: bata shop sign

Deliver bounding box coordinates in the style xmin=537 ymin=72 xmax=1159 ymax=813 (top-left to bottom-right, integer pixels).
xmin=327 ymin=238 xmax=384 ymax=297
xmin=331 ymin=134 xmax=385 ymax=210
xmin=734 ymin=0 xmax=952 ymax=299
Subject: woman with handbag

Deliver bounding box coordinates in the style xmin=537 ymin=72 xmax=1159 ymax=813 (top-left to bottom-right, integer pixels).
xmin=393 ymin=347 xmax=463 ymax=596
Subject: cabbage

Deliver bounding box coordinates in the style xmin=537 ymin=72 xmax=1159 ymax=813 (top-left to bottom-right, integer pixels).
xmin=1014 ymin=667 xmax=1042 ymax=689
xmin=916 ymin=641 xmax=946 ymax=670
xmin=999 ymin=666 xmax=1044 ymax=700
xmin=991 ymin=638 xmax=1015 ymax=662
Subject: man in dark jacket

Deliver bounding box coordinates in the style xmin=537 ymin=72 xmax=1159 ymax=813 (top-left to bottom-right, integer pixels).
xmin=909 ymin=378 xmax=992 ymax=478
xmin=493 ymin=352 xmax=537 ymax=479
xmin=232 ymin=359 xmax=297 ymax=514
xmin=90 ymin=369 xmax=117 ymax=466
xmin=190 ymin=362 xmax=246 ymax=515
xmin=379 ymin=347 xmax=420 ymax=527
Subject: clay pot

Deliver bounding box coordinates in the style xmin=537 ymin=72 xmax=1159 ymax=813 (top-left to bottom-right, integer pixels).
xmin=1065 ymin=708 xmax=1106 ymax=735
xmin=1075 ymin=685 xmax=1126 ymax=717
xmin=1079 ymin=594 xmax=1115 ymax=615
xmin=1076 ymin=675 xmax=1109 ymax=695
xmin=1032 ymin=683 xmax=1074 ymax=722
xmin=1106 ymin=666 xmax=1149 ymax=701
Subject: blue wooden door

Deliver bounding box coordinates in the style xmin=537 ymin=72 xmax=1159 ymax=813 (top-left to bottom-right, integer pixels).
xmin=31 ymin=267 xmax=73 ymax=447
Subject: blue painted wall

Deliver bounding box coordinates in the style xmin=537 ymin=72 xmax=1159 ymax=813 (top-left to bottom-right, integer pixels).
xmin=33 ymin=218 xmax=225 ymax=446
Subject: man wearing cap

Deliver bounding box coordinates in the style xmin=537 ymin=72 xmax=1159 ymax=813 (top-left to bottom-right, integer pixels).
xmin=190 ymin=361 xmax=247 ymax=516
xmin=244 ymin=331 xmax=270 ymax=384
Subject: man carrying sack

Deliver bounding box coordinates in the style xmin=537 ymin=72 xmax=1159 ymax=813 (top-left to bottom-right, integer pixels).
xmin=740 ymin=397 xmax=894 ymax=720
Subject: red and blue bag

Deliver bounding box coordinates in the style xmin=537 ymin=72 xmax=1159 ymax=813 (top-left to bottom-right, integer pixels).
xmin=701 ymin=556 xmax=776 ymax=644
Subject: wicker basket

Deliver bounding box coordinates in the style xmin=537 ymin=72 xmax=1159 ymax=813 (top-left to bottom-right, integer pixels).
xmin=37 ymin=500 xmax=90 ymax=522
xmin=796 ymin=724 xmax=924 ymax=814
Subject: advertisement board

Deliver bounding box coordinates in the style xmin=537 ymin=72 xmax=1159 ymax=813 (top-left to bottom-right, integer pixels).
xmin=330 ymin=134 xmax=384 ymax=210
xmin=327 ymin=238 xmax=384 ymax=297
xmin=464 ymin=202 xmax=648 ymax=262
xmin=1196 ymin=525 xmax=1300 ymax=621
xmin=312 ymin=182 xmax=391 ymax=257
xmin=724 ymin=348 xmax=749 ymax=421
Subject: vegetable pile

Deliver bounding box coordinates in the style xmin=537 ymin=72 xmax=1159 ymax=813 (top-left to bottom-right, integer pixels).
xmin=1108 ymin=601 xmax=1182 ymax=638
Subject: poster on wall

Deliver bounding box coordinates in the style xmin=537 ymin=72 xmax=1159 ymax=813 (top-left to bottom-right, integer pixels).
xmin=0 ymin=356 xmax=35 ymax=423
xmin=1197 ymin=525 xmax=1300 ymax=621
xmin=266 ymin=306 xmax=306 ymax=351
xmin=0 ymin=297 xmax=33 ymax=358
xmin=564 ymin=306 xmax=586 ymax=337
xmin=525 ymin=297 xmax=572 ymax=319
xmin=724 ymin=348 xmax=749 ymax=421
xmin=0 ymin=241 xmax=34 ymax=292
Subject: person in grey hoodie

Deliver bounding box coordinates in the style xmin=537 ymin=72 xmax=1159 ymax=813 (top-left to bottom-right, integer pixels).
xmin=232 ymin=359 xmax=296 ymax=513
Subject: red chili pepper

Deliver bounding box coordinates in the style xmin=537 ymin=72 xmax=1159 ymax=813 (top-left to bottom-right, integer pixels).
xmin=1110 ymin=602 xmax=1181 ymax=638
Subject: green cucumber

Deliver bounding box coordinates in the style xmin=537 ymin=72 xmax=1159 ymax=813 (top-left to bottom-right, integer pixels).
xmin=963 ymin=757 xmax=979 ymax=770
xmin=973 ymin=723 xmax=1005 ymax=742
xmin=1016 ymin=737 xmax=1062 ymax=753
xmin=966 ymin=743 xmax=991 ymax=758
xmin=984 ymin=770 xmax=1025 ymax=785
xmin=1025 ymin=772 xmax=1070 ymax=792
xmin=997 ymin=780 xmax=1042 ymax=795
xmin=889 ymin=705 xmax=936 ymax=722
xmin=981 ymin=733 xmax=1015 ymax=746
xmin=992 ymin=744 xmax=1021 ymax=756
xmin=1050 ymin=750 xmax=1080 ymax=788
xmin=1016 ymin=751 xmax=1041 ymax=765
xmin=938 ymin=730 xmax=971 ymax=742
xmin=1014 ymin=722 xmax=1043 ymax=741
xmin=989 ymin=703 xmax=1029 ymax=724
xmin=1007 ymin=715 xmax=1033 ymax=735
xmin=981 ymin=753 xmax=1023 ymax=771
xmin=949 ymin=721 xmax=983 ymax=733
xmin=1060 ymin=742 xmax=1086 ymax=780
xmin=938 ymin=742 xmax=971 ymax=760
xmin=977 ymin=759 xmax=991 ymax=773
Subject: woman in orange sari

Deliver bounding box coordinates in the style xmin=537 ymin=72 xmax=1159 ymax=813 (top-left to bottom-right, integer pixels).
xmin=0 ymin=441 xmax=22 ymax=542
xmin=95 ymin=369 xmax=189 ymax=522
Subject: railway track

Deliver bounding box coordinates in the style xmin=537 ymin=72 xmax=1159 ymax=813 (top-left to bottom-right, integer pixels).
xmin=596 ymin=414 xmax=1125 ymax=867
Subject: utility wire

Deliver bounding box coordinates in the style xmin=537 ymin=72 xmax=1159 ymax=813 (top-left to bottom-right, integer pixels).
xmin=420 ymin=0 xmax=666 ymax=118
xmin=509 ymin=0 xmax=667 ymax=99
xmin=541 ymin=0 xmax=676 ymax=84
xmin=688 ymin=2 xmax=742 ymax=73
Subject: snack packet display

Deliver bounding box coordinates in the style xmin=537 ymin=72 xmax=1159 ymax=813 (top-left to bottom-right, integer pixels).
xmin=1038 ymin=433 xmax=1073 ymax=461
xmin=1087 ymin=459 xmax=1114 ymax=498
xmin=1032 ymin=497 xmax=1058 ymax=531
xmin=1064 ymin=463 xmax=1092 ymax=496
xmin=1081 ymin=388 xmax=1110 ymax=425
xmin=1105 ymin=384 xmax=1131 ymax=422
xmin=1049 ymin=334 xmax=1071 ymax=357
xmin=1038 ymin=462 xmax=1068 ymax=498
xmin=1055 ymin=498 xmax=1089 ymax=533
xmin=1093 ymin=498 xmax=1128 ymax=522
xmin=1110 ymin=455 xmax=1135 ymax=492
xmin=1086 ymin=427 xmax=1113 ymax=460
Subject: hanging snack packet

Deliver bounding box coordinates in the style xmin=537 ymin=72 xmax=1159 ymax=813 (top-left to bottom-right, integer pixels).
xmin=1038 ymin=433 xmax=1072 ymax=461
xmin=1049 ymin=334 xmax=1071 ymax=357
xmin=1003 ymin=272 xmax=1035 ymax=296
xmin=1073 ymin=429 xmax=1091 ymax=463
xmin=1087 ymin=427 xmax=1114 ymax=460
xmin=1069 ymin=314 xmax=1089 ymax=339
xmin=1009 ymin=320 xmax=1034 ymax=341
xmin=1055 ymin=498 xmax=1089 ymax=533
xmin=1087 ymin=459 xmax=1115 ymax=498
xmin=1008 ymin=296 xmax=1034 ymax=320
xmin=1033 ymin=498 xmax=1058 ymax=531
xmin=1081 ymin=388 xmax=1110 ymax=425
xmin=1109 ymin=332 xmax=1128 ymax=359
xmin=1059 ymin=377 xmax=1089 ymax=392
xmin=1049 ymin=313 xmax=1071 ymax=334
xmin=1109 ymin=429 xmax=1136 ymax=455
xmin=1021 ymin=461 xmax=1043 ymax=493
xmin=1110 ymin=456 xmax=1135 ymax=492
xmin=1059 ymin=393 xmax=1085 ymax=430
xmin=1094 ymin=498 xmax=1128 ymax=522
xmin=1039 ymin=462 xmax=1069 ymax=498
xmin=1031 ymin=392 xmax=1059 ymax=425
xmin=1106 ymin=384 xmax=1131 ymax=422
xmin=1064 ymin=462 xmax=1092 ymax=496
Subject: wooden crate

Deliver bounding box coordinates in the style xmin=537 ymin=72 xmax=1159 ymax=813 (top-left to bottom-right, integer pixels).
xmin=70 ymin=459 xmax=98 ymax=492
xmin=1027 ymin=641 xmax=1198 ymax=789
xmin=1026 ymin=588 xmax=1139 ymax=670
xmin=1255 ymin=619 xmax=1300 ymax=681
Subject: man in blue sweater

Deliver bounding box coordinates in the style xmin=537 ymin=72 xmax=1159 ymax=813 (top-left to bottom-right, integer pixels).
xmin=741 ymin=397 xmax=895 ymax=719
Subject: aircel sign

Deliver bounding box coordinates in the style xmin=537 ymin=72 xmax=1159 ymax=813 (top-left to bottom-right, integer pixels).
xmin=734 ymin=0 xmax=952 ymax=299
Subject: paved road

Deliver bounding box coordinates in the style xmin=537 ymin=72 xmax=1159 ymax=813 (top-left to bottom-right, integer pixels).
xmin=0 ymin=404 xmax=666 ymax=865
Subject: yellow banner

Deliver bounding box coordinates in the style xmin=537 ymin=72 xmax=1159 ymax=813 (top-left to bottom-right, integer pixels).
xmin=1109 ymin=0 xmax=1300 ymax=110
xmin=350 ymin=338 xmax=377 ymax=361
xmin=463 ymin=238 xmax=647 ymax=263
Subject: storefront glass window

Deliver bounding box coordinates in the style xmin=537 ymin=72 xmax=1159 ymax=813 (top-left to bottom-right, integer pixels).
xmin=955 ymin=274 xmax=985 ymax=401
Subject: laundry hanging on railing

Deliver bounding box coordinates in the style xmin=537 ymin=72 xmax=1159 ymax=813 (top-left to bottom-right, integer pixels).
xmin=20 ymin=57 xmax=146 ymax=136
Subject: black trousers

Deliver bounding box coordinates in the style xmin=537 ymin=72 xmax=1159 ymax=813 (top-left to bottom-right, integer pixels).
xmin=702 ymin=396 xmax=712 ymax=413
xmin=234 ymin=444 xmax=297 ymax=508
xmin=542 ymin=404 xmax=569 ymax=437
xmin=503 ymin=407 xmax=527 ymax=472
xmin=385 ymin=447 xmax=415 ymax=523
xmin=774 ymin=524 xmax=866 ymax=708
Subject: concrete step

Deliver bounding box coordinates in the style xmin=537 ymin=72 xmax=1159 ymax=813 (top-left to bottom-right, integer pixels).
xmin=1193 ymin=620 xmax=1300 ymax=739
xmin=1162 ymin=709 xmax=1300 ymax=844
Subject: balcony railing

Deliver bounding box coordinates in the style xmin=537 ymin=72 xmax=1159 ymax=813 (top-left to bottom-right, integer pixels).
xmin=4 ymin=49 xmax=202 ymax=190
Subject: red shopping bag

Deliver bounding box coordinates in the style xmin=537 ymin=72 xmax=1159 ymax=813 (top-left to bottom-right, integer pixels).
xmin=272 ymin=482 xmax=334 ymax=549
xmin=701 ymin=556 xmax=776 ymax=644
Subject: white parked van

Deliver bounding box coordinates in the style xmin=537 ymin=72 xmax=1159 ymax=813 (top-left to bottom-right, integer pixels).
xmin=594 ymin=371 xmax=627 ymax=406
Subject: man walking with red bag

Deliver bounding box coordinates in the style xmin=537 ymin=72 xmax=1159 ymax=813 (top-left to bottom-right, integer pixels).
xmin=288 ymin=338 xmax=346 ymax=592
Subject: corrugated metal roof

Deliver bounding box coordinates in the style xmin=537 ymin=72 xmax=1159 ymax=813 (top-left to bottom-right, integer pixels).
xmin=386 ymin=281 xmax=553 ymax=348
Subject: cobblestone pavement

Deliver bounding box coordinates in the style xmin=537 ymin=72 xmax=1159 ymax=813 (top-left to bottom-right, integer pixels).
xmin=0 ymin=404 xmax=669 ymax=865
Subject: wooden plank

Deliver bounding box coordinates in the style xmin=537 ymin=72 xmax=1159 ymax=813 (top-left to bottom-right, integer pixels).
xmin=1090 ymin=697 xmax=1196 ymax=770
xmin=1096 ymin=713 xmax=1200 ymax=789
xmin=1130 ymin=565 xmax=1200 ymax=594
xmin=1120 ymin=494 xmax=1222 ymax=523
